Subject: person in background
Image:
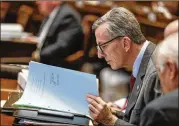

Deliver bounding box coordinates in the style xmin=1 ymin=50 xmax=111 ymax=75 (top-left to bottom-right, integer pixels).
xmin=0 ymin=2 xmax=17 ymax=23
xmin=30 ymin=1 xmax=84 ymax=69
xmin=86 ymin=7 xmax=160 ymax=125
xmin=164 ymin=20 xmax=178 ymax=38
xmin=139 ymin=20 xmax=178 ymax=126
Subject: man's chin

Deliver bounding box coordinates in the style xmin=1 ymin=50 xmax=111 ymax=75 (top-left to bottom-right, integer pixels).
xmin=110 ymin=65 xmax=119 ymax=70
xmin=110 ymin=64 xmax=122 ymax=70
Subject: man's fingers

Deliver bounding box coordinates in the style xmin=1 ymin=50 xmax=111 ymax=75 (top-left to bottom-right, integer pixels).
xmin=87 ymin=94 xmax=106 ymax=105
xmin=89 ymin=110 xmax=98 ymax=121
xmin=96 ymin=97 xmax=106 ymax=105
xmin=86 ymin=94 xmax=97 ymax=100
xmin=87 ymin=97 xmax=99 ymax=107
xmin=88 ymin=104 xmax=98 ymax=114
xmin=87 ymin=97 xmax=104 ymax=111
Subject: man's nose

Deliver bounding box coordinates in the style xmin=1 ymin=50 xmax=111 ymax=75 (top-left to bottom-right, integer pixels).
xmin=97 ymin=50 xmax=104 ymax=59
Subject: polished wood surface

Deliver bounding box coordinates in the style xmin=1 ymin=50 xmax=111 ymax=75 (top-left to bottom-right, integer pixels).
xmin=1 ymin=78 xmax=18 ymax=100
xmin=1 ymin=78 xmax=19 ymax=125
xmin=1 ymin=114 xmax=15 ymax=126
xmin=0 ymin=39 xmax=36 ymax=64
xmin=0 ymin=39 xmax=36 ymax=57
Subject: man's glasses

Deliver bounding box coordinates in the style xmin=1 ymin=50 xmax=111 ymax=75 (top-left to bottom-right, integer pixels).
xmin=96 ymin=35 xmax=124 ymax=54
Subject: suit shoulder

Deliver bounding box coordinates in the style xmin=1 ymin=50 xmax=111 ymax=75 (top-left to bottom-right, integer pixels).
xmin=145 ymin=89 xmax=178 ymax=110
xmin=146 ymin=57 xmax=157 ymax=75
xmin=143 ymin=57 xmax=158 ymax=87
xmin=61 ymin=4 xmax=81 ymax=21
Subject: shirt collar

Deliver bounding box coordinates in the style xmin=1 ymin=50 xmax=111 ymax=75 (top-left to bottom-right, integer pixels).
xmin=132 ymin=40 xmax=150 ymax=78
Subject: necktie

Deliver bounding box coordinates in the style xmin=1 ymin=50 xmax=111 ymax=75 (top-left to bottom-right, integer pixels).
xmin=121 ymin=75 xmax=136 ymax=111
xmin=130 ymin=74 xmax=136 ymax=93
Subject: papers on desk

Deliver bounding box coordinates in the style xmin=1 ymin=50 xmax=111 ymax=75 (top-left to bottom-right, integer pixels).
xmin=14 ymin=61 xmax=98 ymax=118
xmin=19 ymin=119 xmax=68 ymax=125
xmin=17 ymin=69 xmax=29 ymax=90
xmin=1 ymin=23 xmax=23 ymax=32
xmin=1 ymin=23 xmax=30 ymax=40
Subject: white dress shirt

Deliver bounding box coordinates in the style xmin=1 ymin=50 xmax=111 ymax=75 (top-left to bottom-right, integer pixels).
xmin=38 ymin=7 xmax=59 ymax=50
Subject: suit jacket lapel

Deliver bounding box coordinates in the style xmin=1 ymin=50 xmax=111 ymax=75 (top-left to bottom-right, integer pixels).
xmin=40 ymin=5 xmax=64 ymax=49
xmin=125 ymin=42 xmax=156 ymax=118
xmin=37 ymin=16 xmax=49 ymax=36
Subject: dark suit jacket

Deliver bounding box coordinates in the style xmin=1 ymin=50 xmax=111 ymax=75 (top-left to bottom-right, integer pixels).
xmin=140 ymin=89 xmax=179 ymax=126
xmin=1 ymin=12 xmax=17 ymax=23
xmin=39 ymin=4 xmax=84 ymax=68
xmin=114 ymin=42 xmax=161 ymax=126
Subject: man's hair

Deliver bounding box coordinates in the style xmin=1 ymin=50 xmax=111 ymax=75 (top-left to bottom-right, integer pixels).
xmin=155 ymin=32 xmax=178 ymax=72
xmin=92 ymin=7 xmax=146 ymax=44
xmin=164 ymin=20 xmax=178 ymax=38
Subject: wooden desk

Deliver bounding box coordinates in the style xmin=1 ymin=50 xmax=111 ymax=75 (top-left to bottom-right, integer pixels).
xmin=0 ymin=78 xmax=94 ymax=125
xmin=1 ymin=78 xmax=18 ymax=100
xmin=1 ymin=78 xmax=20 ymax=126
xmin=0 ymin=39 xmax=36 ymax=64
xmin=0 ymin=39 xmax=37 ymax=57
xmin=1 ymin=114 xmax=15 ymax=126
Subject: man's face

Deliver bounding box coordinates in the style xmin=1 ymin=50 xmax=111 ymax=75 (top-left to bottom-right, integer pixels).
xmin=36 ymin=1 xmax=55 ymax=16
xmin=95 ymin=23 xmax=127 ymax=70
xmin=1 ymin=2 xmax=10 ymax=19
xmin=157 ymin=65 xmax=169 ymax=93
xmin=157 ymin=60 xmax=178 ymax=93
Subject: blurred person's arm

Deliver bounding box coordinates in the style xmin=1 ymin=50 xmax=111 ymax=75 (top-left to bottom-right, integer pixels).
xmin=24 ymin=35 xmax=39 ymax=44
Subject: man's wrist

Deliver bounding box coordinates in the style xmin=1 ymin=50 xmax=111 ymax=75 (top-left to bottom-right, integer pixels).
xmin=102 ymin=115 xmax=118 ymax=126
xmin=110 ymin=115 xmax=118 ymax=126
xmin=34 ymin=50 xmax=40 ymax=61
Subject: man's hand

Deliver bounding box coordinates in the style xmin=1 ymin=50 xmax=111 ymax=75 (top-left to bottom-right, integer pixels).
xmin=23 ymin=35 xmax=39 ymax=44
xmin=32 ymin=50 xmax=40 ymax=62
xmin=108 ymin=102 xmax=121 ymax=115
xmin=86 ymin=94 xmax=118 ymax=125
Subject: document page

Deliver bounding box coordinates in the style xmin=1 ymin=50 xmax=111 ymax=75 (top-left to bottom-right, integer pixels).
xmin=14 ymin=61 xmax=98 ymax=117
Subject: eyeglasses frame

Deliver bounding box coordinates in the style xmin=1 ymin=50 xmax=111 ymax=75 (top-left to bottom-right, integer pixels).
xmin=96 ymin=35 xmax=124 ymax=53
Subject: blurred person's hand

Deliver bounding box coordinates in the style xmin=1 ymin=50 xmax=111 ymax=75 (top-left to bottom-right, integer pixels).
xmin=23 ymin=35 xmax=39 ymax=44
xmin=32 ymin=50 xmax=40 ymax=62
xmin=86 ymin=94 xmax=118 ymax=125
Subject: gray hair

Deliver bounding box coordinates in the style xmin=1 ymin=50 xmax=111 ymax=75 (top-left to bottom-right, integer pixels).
xmin=155 ymin=32 xmax=178 ymax=72
xmin=92 ymin=7 xmax=146 ymax=44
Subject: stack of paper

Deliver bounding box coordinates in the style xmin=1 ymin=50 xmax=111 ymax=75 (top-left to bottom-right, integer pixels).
xmin=17 ymin=69 xmax=29 ymax=90
xmin=1 ymin=23 xmax=30 ymax=40
xmin=14 ymin=61 xmax=98 ymax=118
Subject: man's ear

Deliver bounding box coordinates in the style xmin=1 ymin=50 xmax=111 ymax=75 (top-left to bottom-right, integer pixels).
xmin=166 ymin=60 xmax=177 ymax=80
xmin=122 ymin=37 xmax=131 ymax=52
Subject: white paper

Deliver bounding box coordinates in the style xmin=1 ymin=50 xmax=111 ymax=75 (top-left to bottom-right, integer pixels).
xmin=14 ymin=61 xmax=98 ymax=117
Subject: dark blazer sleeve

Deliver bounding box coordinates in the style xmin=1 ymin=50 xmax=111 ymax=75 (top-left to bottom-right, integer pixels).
xmin=140 ymin=106 xmax=165 ymax=126
xmin=140 ymin=89 xmax=179 ymax=126
xmin=116 ymin=111 xmax=125 ymax=119
xmin=40 ymin=15 xmax=83 ymax=61
xmin=114 ymin=119 xmax=135 ymax=126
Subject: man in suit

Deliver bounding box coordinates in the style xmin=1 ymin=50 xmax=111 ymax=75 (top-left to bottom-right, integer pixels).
xmin=86 ymin=7 xmax=160 ymax=125
xmin=164 ymin=19 xmax=178 ymax=38
xmin=32 ymin=1 xmax=84 ymax=69
xmin=139 ymin=21 xmax=178 ymax=126
xmin=0 ymin=2 xmax=17 ymax=23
